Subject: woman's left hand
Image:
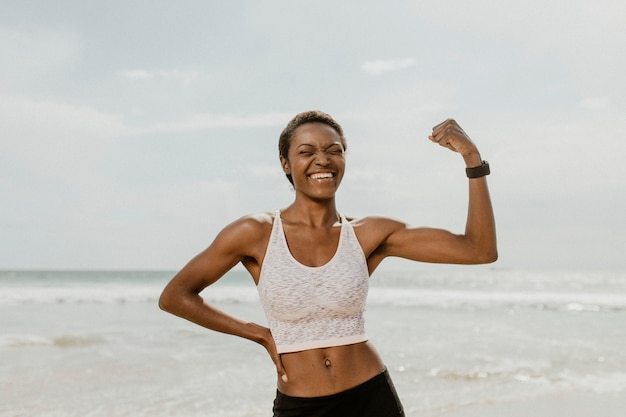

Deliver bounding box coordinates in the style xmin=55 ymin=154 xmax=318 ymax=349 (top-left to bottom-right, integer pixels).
xmin=429 ymin=119 xmax=479 ymax=158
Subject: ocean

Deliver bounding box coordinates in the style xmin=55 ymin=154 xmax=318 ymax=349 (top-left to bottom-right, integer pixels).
xmin=1 ymin=268 xmax=625 ymax=417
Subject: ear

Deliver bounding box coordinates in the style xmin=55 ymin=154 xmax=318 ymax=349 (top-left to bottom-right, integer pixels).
xmin=280 ymin=156 xmax=290 ymax=175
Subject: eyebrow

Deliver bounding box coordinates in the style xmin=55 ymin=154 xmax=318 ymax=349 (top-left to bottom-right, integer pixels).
xmin=296 ymin=142 xmax=343 ymax=150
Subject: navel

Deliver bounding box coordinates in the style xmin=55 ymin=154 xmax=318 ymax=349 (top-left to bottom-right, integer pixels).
xmin=324 ymin=358 xmax=332 ymax=367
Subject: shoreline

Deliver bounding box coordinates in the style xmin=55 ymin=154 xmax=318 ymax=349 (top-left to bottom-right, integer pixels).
xmin=426 ymin=391 xmax=626 ymax=417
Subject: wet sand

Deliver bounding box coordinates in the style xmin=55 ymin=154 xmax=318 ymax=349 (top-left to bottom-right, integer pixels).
xmin=430 ymin=392 xmax=626 ymax=417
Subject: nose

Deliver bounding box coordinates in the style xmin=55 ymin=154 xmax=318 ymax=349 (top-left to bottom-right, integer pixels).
xmin=314 ymin=151 xmax=331 ymax=165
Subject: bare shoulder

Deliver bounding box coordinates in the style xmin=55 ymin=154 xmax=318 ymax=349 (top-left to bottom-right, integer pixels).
xmin=231 ymin=211 xmax=274 ymax=229
xmin=347 ymin=215 xmax=407 ymax=256
xmin=219 ymin=211 xmax=274 ymax=244
xmin=349 ymin=215 xmax=407 ymax=234
xmin=195 ymin=211 xmax=274 ymax=275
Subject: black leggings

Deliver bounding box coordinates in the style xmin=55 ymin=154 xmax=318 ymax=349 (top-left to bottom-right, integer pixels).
xmin=272 ymin=368 xmax=405 ymax=417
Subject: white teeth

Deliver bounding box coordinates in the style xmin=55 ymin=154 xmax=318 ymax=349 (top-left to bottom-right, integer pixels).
xmin=310 ymin=172 xmax=333 ymax=179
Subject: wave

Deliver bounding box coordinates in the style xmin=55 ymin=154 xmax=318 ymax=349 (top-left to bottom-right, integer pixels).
xmin=425 ymin=358 xmax=626 ymax=394
xmin=0 ymin=333 xmax=104 ymax=348
xmin=3 ymin=284 xmax=626 ymax=311
xmin=366 ymin=288 xmax=626 ymax=311
xmin=0 ymin=285 xmax=163 ymax=305
xmin=412 ymin=361 xmax=626 ymax=414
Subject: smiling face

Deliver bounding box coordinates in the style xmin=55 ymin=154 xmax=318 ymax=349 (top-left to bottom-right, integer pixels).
xmin=278 ymin=110 xmax=347 ymax=186
xmin=280 ymin=122 xmax=346 ymax=201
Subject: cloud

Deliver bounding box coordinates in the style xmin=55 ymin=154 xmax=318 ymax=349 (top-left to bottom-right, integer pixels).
xmin=1 ymin=93 xmax=126 ymax=137
xmin=245 ymin=164 xmax=283 ymax=179
xmin=0 ymin=93 xmax=125 ymax=183
xmin=578 ymin=97 xmax=610 ymax=110
xmin=406 ymin=0 xmax=626 ymax=95
xmin=131 ymin=111 xmax=293 ymax=134
xmin=361 ymin=58 xmax=417 ymax=76
xmin=1 ymin=93 xmax=292 ymax=142
xmin=117 ymin=68 xmax=202 ymax=84
xmin=0 ymin=25 xmax=83 ymax=87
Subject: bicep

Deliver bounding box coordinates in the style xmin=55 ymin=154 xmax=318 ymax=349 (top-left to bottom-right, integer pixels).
xmin=382 ymin=225 xmax=473 ymax=264
xmin=174 ymin=241 xmax=242 ymax=293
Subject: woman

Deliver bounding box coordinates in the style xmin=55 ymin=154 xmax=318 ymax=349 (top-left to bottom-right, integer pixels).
xmin=159 ymin=110 xmax=497 ymax=416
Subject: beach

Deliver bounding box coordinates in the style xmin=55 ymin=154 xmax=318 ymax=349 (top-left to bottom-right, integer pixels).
xmin=435 ymin=392 xmax=626 ymax=417
xmin=1 ymin=269 xmax=625 ymax=416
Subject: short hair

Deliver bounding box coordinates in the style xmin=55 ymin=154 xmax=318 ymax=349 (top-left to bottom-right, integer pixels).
xmin=278 ymin=110 xmax=347 ymax=185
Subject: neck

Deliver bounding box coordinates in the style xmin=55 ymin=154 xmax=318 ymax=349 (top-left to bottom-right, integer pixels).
xmin=283 ymin=198 xmax=339 ymax=228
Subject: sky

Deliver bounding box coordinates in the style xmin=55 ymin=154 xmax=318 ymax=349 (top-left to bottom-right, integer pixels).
xmin=1 ymin=0 xmax=625 ymax=272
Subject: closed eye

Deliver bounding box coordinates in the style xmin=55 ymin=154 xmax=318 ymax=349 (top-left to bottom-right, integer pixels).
xmin=295 ymin=143 xmax=344 ymax=156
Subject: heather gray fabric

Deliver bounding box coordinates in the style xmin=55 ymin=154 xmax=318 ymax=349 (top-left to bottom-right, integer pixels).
xmin=257 ymin=211 xmax=369 ymax=353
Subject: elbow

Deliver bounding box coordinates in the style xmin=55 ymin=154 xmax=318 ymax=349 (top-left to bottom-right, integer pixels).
xmin=158 ymin=292 xmax=168 ymax=312
xmin=158 ymin=283 xmax=199 ymax=316
xmin=463 ymin=239 xmax=497 ymax=264
xmin=483 ymin=251 xmax=498 ymax=264
xmin=470 ymin=233 xmax=498 ymax=264
xmin=158 ymin=288 xmax=175 ymax=313
xmin=476 ymin=246 xmax=498 ymax=264
xmin=491 ymin=247 xmax=499 ymax=263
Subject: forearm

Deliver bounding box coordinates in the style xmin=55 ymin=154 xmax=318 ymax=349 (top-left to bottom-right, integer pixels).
xmin=159 ymin=288 xmax=270 ymax=346
xmin=463 ymin=152 xmax=498 ymax=263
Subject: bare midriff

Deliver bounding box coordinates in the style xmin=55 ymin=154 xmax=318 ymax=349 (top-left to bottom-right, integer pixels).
xmin=277 ymin=341 xmax=385 ymax=397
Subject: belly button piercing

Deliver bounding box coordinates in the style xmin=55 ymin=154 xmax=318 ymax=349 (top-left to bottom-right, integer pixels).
xmin=324 ymin=358 xmax=332 ymax=367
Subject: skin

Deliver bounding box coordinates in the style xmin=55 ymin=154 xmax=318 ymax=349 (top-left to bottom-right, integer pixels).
xmin=159 ymin=119 xmax=497 ymax=397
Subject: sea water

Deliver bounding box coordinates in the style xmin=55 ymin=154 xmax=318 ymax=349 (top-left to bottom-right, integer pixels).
xmin=1 ymin=268 xmax=625 ymax=416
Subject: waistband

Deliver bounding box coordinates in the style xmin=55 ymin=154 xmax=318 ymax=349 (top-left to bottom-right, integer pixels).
xmin=277 ymin=368 xmax=388 ymax=401
xmin=273 ymin=368 xmax=404 ymax=416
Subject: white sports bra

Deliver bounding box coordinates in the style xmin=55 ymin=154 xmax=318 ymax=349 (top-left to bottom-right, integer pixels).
xmin=257 ymin=211 xmax=370 ymax=354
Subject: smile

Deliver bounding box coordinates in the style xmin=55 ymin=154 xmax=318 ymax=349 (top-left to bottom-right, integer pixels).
xmin=309 ymin=172 xmax=334 ymax=179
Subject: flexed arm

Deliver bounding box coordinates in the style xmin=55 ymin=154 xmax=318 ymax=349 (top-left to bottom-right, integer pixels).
xmin=364 ymin=119 xmax=497 ymax=269
xmin=428 ymin=119 xmax=497 ymax=263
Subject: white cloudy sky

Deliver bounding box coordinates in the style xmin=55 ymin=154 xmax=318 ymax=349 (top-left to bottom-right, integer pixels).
xmin=1 ymin=0 xmax=624 ymax=271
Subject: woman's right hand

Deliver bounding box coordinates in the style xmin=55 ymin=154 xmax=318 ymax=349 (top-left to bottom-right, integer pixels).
xmin=254 ymin=323 xmax=288 ymax=383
